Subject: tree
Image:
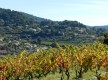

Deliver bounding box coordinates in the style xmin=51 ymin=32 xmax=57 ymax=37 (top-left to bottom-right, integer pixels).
xmin=37 ymin=37 xmax=41 ymax=45
xmin=103 ymin=32 xmax=108 ymax=45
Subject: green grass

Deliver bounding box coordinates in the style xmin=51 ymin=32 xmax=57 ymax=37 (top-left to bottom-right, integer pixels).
xmin=42 ymin=41 xmax=52 ymax=46
xmin=34 ymin=70 xmax=97 ymax=80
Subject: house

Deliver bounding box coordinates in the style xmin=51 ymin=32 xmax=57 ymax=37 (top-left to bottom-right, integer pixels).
xmin=0 ymin=50 xmax=8 ymax=55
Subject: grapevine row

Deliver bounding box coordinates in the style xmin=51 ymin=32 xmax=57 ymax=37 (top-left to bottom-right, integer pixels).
xmin=0 ymin=43 xmax=108 ymax=80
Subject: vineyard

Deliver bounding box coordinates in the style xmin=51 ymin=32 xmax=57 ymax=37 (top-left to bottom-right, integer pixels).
xmin=0 ymin=43 xmax=108 ymax=80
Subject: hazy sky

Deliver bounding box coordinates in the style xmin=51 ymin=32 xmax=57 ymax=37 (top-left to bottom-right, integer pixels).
xmin=0 ymin=0 xmax=108 ymax=26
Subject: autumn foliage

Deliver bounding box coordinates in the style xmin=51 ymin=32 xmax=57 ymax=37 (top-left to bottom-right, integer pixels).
xmin=0 ymin=43 xmax=108 ymax=80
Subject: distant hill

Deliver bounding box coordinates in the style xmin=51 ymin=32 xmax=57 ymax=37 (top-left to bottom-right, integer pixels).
xmin=94 ymin=25 xmax=108 ymax=31
xmin=0 ymin=8 xmax=106 ymax=45
xmin=0 ymin=8 xmax=37 ymax=26
xmin=20 ymin=12 xmax=50 ymax=22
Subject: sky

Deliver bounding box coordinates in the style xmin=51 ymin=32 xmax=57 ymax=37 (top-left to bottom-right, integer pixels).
xmin=0 ymin=0 xmax=108 ymax=26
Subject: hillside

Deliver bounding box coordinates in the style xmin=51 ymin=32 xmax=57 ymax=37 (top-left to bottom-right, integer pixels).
xmin=94 ymin=25 xmax=108 ymax=31
xmin=0 ymin=8 xmax=106 ymax=53
xmin=21 ymin=12 xmax=50 ymax=22
xmin=0 ymin=8 xmax=37 ymax=26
